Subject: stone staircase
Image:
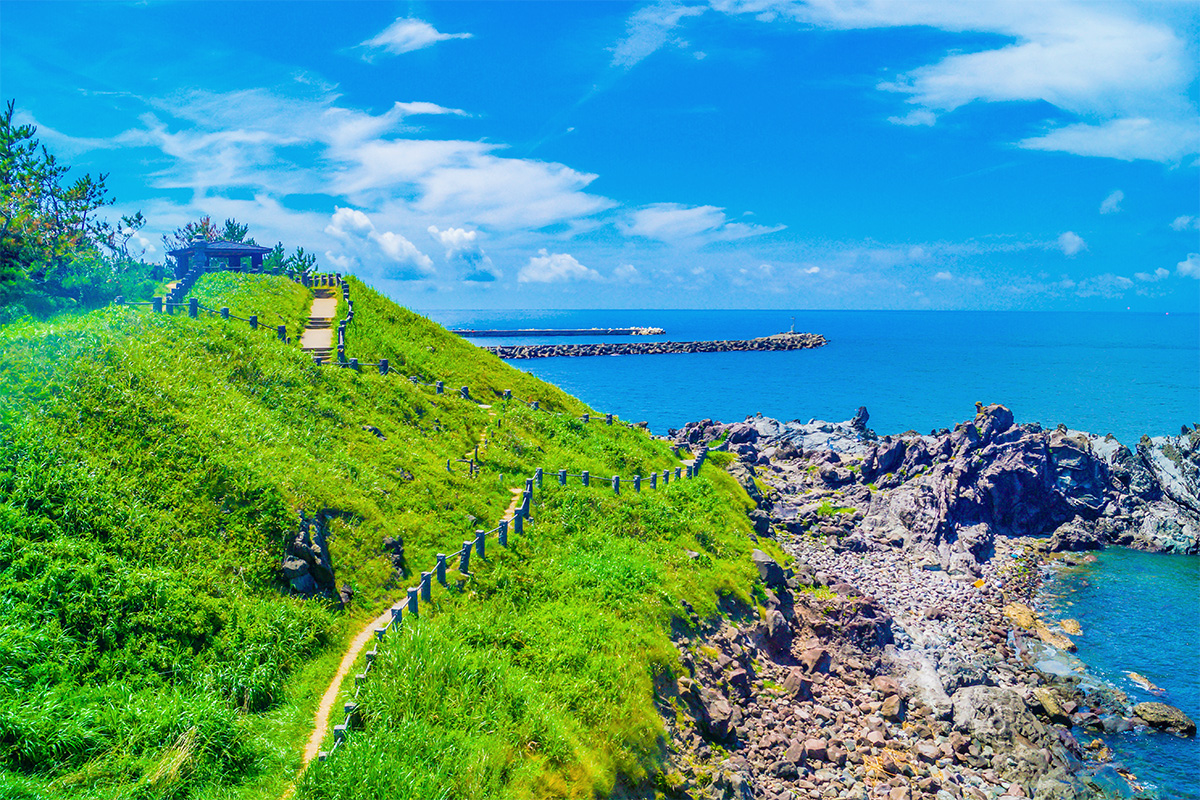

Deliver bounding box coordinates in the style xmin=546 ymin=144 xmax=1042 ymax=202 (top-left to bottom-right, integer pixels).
xmin=300 ymin=287 xmax=338 ymax=362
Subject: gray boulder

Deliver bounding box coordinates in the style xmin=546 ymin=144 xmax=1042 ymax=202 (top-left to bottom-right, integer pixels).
xmin=1133 ymin=701 xmax=1196 ymax=736
xmin=751 ymin=549 xmax=787 ymax=588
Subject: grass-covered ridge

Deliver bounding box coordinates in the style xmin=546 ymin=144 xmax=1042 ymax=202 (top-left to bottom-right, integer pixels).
xmin=0 ymin=273 xmax=760 ymax=799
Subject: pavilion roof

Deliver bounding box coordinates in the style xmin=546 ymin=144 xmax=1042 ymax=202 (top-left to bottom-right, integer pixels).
xmin=167 ymin=239 xmax=273 ymax=257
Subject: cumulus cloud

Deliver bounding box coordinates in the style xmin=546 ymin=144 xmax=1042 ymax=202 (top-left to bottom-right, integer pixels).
xmin=361 ymin=18 xmax=472 ymax=58
xmin=611 ymin=1 xmax=706 ymax=68
xmin=518 ymin=250 xmax=601 ymax=283
xmin=1171 ymin=215 xmax=1198 ymax=232
xmin=621 ymin=203 xmax=784 ymax=243
xmin=804 ymin=266 xmax=820 ymax=274
xmin=1178 ymin=253 xmax=1200 ymax=279
xmin=427 ymin=225 xmax=499 ymax=281
xmin=1099 ymin=190 xmax=1124 ymax=214
xmin=1134 ymin=267 xmax=1170 ymax=282
xmin=325 ymin=206 xmax=434 ymax=279
xmin=613 ymin=263 xmax=646 ymax=283
xmin=1057 ymin=231 xmax=1087 ymax=257
xmin=933 ymin=271 xmax=953 ymax=281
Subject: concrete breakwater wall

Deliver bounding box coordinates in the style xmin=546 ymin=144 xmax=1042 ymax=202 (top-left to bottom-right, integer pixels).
xmin=485 ymin=331 xmax=827 ymax=359
xmin=452 ymin=326 xmax=666 ymax=337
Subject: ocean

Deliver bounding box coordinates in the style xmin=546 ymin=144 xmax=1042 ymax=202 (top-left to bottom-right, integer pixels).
xmin=423 ymin=307 xmax=1200 ymax=797
xmin=425 ymin=309 xmax=1199 ymax=445
xmin=1041 ymin=550 xmax=1200 ymax=799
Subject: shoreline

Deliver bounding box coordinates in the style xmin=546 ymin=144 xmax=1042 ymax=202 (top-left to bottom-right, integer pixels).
xmin=656 ymin=407 xmax=1198 ymax=799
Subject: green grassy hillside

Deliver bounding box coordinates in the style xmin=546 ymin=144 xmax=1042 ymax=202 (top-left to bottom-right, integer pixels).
xmin=0 ymin=274 xmax=761 ymax=800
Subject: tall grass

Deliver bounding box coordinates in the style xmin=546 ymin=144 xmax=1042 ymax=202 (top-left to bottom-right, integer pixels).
xmin=0 ymin=274 xmax=758 ymax=798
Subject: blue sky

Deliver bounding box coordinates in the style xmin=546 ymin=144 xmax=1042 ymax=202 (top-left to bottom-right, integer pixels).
xmin=3 ymin=0 xmax=1198 ymax=310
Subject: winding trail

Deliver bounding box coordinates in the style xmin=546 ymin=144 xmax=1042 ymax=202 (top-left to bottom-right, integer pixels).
xmin=281 ymin=407 xmax=520 ymax=799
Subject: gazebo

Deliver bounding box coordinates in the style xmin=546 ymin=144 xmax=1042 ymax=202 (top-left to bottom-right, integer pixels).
xmin=168 ymin=237 xmax=273 ymax=278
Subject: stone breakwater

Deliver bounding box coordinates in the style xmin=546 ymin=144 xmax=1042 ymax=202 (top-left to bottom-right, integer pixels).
xmin=651 ymin=406 xmax=1198 ymax=800
xmin=483 ymin=331 xmax=827 ymax=359
xmin=452 ymin=326 xmax=666 ymax=337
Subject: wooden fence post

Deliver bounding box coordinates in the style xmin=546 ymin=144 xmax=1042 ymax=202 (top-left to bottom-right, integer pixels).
xmin=313 ymin=355 xmax=322 ymax=365
xmin=407 ymin=587 xmax=419 ymax=617
xmin=558 ymin=469 xmax=567 ymax=485
xmin=421 ymin=571 xmax=432 ymax=602
xmin=460 ymin=543 xmax=471 ymax=575
xmin=581 ymin=413 xmax=589 ymax=423
xmin=391 ymin=604 xmax=403 ymax=625
xmin=650 ymin=472 xmax=657 ymax=489
xmin=188 ymin=298 xmax=198 ymax=318
xmin=531 ymin=401 xmax=538 ymax=410
xmin=535 ymin=467 xmax=543 ymax=487
xmin=663 ymin=469 xmax=670 ymax=485
xmin=152 ymin=297 xmax=162 ymax=314
xmin=277 ymin=325 xmax=287 ymax=342
xmin=249 ymin=314 xmax=257 ymax=329
xmin=379 ymin=359 xmax=389 ymax=375
xmin=498 ymin=519 xmax=508 ymax=547
xmin=606 ymin=413 xmax=613 ymax=425
xmin=582 ymin=470 xmax=589 ymax=487
xmin=436 ymin=554 xmax=447 ymax=585
xmin=436 ymin=381 xmax=444 ymax=394
xmin=220 ymin=307 xmax=230 ymax=319
xmin=475 ymin=529 xmax=486 ymax=559
xmin=612 ymin=475 xmax=620 ymax=494
xmin=633 ymin=475 xmax=641 ymax=492
xmin=503 ymin=389 xmax=512 ymax=400
xmin=349 ymin=358 xmax=359 ymax=371
xmin=460 ymin=386 xmax=470 ymax=400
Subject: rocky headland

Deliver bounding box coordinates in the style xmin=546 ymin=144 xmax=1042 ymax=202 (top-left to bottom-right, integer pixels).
xmin=653 ymin=405 xmax=1198 ymax=800
xmin=484 ymin=331 xmax=826 ymax=359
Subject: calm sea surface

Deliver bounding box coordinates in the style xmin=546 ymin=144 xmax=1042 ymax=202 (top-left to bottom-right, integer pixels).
xmin=424 ymin=310 xmax=1199 ymax=444
xmin=422 ymin=308 xmax=1200 ymax=796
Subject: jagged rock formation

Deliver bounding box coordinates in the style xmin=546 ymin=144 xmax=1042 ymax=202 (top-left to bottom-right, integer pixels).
xmin=675 ymin=405 xmax=1200 ymax=557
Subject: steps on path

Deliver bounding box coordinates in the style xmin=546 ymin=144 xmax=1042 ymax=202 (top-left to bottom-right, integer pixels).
xmin=300 ymin=287 xmax=339 ymax=354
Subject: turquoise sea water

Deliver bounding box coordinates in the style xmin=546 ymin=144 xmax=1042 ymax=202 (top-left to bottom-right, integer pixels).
xmin=1041 ymin=550 xmax=1200 ymax=800
xmin=422 ymin=308 xmax=1200 ymax=796
xmin=425 ymin=310 xmax=1199 ymax=445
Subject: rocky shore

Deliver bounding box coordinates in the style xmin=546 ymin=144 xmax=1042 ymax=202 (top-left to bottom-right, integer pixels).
xmin=484 ymin=331 xmax=826 ymax=359
xmin=653 ymin=406 xmax=1198 ymax=800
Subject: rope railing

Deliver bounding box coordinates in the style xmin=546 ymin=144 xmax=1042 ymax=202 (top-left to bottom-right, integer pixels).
xmin=315 ymin=450 xmax=707 ymax=763
xmin=115 ymin=275 xmax=670 ymax=435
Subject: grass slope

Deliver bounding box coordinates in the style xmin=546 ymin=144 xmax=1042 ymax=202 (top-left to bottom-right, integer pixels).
xmin=0 ymin=274 xmax=760 ymax=800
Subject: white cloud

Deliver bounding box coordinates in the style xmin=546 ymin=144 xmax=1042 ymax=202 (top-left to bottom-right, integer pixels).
xmin=361 ymin=18 xmax=472 ymax=58
xmin=1057 ymin=231 xmax=1086 ymax=257
xmin=1074 ymin=273 xmax=1133 ymax=297
xmin=1178 ymin=253 xmax=1200 ymax=279
xmin=711 ymin=0 xmax=1199 ymax=163
xmin=621 ymin=203 xmax=784 ymax=243
xmin=613 ymin=263 xmax=646 ymax=283
xmin=1019 ymin=117 xmax=1200 ymax=163
xmin=804 ymin=266 xmax=820 ymax=274
xmin=933 ymin=271 xmax=953 ymax=281
xmin=518 ymin=249 xmax=601 ymax=283
xmin=611 ymin=2 xmax=706 ymax=68
xmin=427 ymin=225 xmax=499 ymax=281
xmin=1099 ymin=189 xmax=1124 ymax=215
xmin=888 ymin=109 xmax=937 ymax=127
xmin=1134 ymin=267 xmax=1170 ymax=282
xmin=325 ymin=206 xmax=434 ymax=279
xmin=1171 ymin=215 xmax=1198 ymax=232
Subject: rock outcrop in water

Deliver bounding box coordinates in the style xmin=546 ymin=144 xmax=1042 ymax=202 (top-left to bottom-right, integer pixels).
xmin=655 ymin=406 xmax=1198 ymax=799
